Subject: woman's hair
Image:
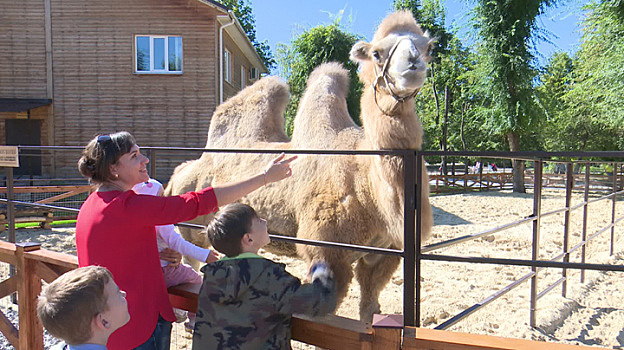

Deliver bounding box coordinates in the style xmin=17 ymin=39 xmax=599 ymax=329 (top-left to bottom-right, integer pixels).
xmin=207 ymin=203 xmax=259 ymax=257
xmin=77 ymin=131 xmax=136 ymax=184
xmin=37 ymin=266 xmax=113 ymax=345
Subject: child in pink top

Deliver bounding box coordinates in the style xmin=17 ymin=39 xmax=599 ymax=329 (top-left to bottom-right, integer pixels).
xmin=133 ymin=178 xmax=217 ymax=330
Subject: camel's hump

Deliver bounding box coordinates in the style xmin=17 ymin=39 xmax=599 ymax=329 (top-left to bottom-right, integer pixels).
xmin=292 ymin=62 xmax=360 ymax=149
xmin=207 ymin=76 xmax=291 ymax=147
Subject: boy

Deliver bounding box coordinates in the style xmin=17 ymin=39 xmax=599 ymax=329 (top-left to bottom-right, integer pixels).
xmin=133 ymin=178 xmax=219 ymax=330
xmin=37 ymin=266 xmax=130 ymax=350
xmin=192 ymin=203 xmax=337 ymax=350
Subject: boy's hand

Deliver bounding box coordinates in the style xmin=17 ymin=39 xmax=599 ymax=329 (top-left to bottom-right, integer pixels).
xmin=205 ymin=250 xmax=220 ymax=263
xmin=309 ymin=262 xmax=334 ymax=289
xmin=160 ymin=248 xmax=182 ymax=267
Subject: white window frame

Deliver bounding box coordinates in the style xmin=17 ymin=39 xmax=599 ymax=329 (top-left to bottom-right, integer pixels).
xmin=224 ymin=49 xmax=232 ymax=83
xmin=241 ymin=66 xmax=247 ymax=89
xmin=134 ymin=35 xmax=183 ymax=74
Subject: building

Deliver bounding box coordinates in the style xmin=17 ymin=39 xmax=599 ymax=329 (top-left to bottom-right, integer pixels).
xmin=0 ymin=0 xmax=268 ymax=179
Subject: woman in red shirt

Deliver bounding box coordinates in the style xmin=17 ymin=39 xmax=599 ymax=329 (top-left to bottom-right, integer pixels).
xmin=75 ymin=131 xmax=295 ymax=350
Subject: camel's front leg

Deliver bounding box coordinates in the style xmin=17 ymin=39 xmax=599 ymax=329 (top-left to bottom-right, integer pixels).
xmin=355 ymin=249 xmax=401 ymax=323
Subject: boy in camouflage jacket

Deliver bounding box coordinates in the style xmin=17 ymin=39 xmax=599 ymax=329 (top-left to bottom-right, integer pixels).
xmin=192 ymin=203 xmax=336 ymax=350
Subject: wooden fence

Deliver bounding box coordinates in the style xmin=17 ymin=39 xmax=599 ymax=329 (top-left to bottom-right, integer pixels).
xmin=0 ymin=241 xmax=604 ymax=350
xmin=0 ymin=185 xmax=91 ymax=231
xmin=429 ymin=172 xmax=623 ymax=193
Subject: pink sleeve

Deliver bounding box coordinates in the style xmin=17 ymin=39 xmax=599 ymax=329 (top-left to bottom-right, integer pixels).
xmin=124 ymin=187 xmax=218 ymax=226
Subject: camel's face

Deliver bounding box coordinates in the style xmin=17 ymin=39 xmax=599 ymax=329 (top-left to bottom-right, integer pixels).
xmin=351 ymin=31 xmax=434 ymax=96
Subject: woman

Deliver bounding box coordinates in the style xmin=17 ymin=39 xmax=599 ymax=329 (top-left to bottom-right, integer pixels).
xmin=75 ymin=131 xmax=295 ymax=350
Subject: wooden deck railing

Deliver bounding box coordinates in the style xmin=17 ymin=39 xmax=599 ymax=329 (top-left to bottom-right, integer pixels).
xmin=0 ymin=242 xmax=607 ymax=350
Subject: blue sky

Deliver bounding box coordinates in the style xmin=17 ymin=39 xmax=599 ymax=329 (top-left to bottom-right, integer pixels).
xmin=253 ymin=0 xmax=588 ymax=73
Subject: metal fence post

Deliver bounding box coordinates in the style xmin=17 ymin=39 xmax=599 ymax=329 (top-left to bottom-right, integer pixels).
xmin=403 ymin=151 xmax=417 ymax=327
xmin=581 ymin=163 xmax=590 ymax=283
xmin=530 ymin=160 xmax=543 ymax=328
xmin=7 ymin=167 xmax=18 ymax=304
xmin=562 ymin=163 xmax=573 ymax=297
xmin=611 ymin=162 xmax=617 ymax=256
xmin=6 ymin=167 xmax=16 ymax=243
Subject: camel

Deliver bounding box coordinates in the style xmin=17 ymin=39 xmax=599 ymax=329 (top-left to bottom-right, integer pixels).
xmin=165 ymin=11 xmax=434 ymax=322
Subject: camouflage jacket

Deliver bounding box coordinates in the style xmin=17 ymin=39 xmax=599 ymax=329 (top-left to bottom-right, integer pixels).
xmin=192 ymin=253 xmax=336 ymax=350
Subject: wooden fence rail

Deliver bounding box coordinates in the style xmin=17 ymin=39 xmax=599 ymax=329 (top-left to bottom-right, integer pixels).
xmin=0 ymin=185 xmax=92 ymax=231
xmin=0 ymin=243 xmax=610 ymax=349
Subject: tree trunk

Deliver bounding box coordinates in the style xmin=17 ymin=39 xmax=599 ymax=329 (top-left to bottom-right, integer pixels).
xmin=507 ymin=132 xmax=526 ymax=193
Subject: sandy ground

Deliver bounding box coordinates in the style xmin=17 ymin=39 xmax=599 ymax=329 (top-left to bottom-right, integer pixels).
xmin=1 ymin=188 xmax=622 ymax=349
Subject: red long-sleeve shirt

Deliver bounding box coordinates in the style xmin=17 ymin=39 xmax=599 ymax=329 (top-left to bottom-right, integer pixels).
xmin=76 ymin=187 xmax=218 ymax=350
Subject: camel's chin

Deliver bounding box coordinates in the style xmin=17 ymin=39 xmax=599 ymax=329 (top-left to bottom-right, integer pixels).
xmin=390 ymin=73 xmax=426 ymax=93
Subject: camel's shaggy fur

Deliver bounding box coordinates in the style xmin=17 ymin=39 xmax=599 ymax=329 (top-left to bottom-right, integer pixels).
xmin=165 ymin=11 xmax=434 ymax=322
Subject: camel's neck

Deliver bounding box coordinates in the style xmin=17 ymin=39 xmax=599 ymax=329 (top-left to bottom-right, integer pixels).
xmin=360 ymin=86 xmax=423 ymax=151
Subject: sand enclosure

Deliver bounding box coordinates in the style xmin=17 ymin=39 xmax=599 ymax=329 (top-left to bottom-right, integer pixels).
xmin=2 ymin=188 xmax=622 ymax=349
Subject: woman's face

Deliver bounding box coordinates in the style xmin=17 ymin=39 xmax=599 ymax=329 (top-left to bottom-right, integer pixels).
xmin=110 ymin=144 xmax=150 ymax=189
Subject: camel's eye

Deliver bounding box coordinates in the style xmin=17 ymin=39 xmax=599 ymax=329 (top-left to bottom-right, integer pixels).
xmin=372 ymin=50 xmax=381 ymax=60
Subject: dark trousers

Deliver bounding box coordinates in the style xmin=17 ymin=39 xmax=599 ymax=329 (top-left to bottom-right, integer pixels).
xmin=133 ymin=316 xmax=172 ymax=350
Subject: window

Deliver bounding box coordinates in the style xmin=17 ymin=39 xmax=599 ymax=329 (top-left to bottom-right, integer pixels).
xmin=224 ymin=49 xmax=232 ymax=83
xmin=241 ymin=66 xmax=246 ymax=89
xmin=135 ymin=35 xmax=182 ymax=73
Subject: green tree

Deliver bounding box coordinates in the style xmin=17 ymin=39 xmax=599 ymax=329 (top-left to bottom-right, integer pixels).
xmin=471 ymin=0 xmax=555 ymax=192
xmin=276 ymin=23 xmax=363 ymax=135
xmin=565 ymin=0 xmax=624 ymax=149
xmin=217 ymin=0 xmax=276 ymax=69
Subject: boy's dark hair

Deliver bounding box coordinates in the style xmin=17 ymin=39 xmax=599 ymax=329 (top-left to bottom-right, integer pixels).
xmin=37 ymin=266 xmax=113 ymax=345
xmin=207 ymin=203 xmax=259 ymax=257
xmin=77 ymin=131 xmax=136 ymax=184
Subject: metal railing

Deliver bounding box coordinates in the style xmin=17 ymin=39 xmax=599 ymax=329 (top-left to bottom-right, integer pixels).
xmin=1 ymin=146 xmax=623 ymax=330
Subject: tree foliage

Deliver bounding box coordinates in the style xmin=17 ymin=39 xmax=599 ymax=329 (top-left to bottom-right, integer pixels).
xmin=276 ymin=23 xmax=363 ymax=135
xmin=217 ymin=0 xmax=276 ymax=69
xmin=537 ymin=0 xmax=624 ymax=153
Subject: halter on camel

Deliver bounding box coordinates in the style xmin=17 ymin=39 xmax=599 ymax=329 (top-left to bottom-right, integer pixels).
xmin=372 ymin=36 xmax=424 ymax=115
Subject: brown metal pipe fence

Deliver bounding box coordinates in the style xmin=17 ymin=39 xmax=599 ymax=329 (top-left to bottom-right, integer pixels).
xmin=2 ymin=147 xmax=624 ymax=335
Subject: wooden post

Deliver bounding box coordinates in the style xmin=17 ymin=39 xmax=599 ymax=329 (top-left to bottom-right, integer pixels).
xmin=372 ymin=314 xmax=402 ymax=350
xmin=16 ymin=242 xmax=44 ymax=350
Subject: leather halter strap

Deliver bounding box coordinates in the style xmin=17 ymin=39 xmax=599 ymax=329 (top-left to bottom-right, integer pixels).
xmin=372 ymin=36 xmax=422 ymax=115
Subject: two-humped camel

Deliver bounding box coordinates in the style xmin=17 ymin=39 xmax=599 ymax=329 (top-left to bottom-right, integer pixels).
xmin=165 ymin=11 xmax=434 ymax=322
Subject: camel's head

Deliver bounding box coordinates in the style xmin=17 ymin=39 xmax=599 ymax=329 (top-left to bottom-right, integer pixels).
xmin=350 ymin=11 xmax=434 ymax=100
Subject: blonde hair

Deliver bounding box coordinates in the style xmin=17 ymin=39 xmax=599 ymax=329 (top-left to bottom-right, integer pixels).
xmin=37 ymin=266 xmax=113 ymax=345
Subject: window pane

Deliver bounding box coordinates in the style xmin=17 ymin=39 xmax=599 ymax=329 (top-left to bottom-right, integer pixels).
xmin=224 ymin=50 xmax=231 ymax=82
xmin=136 ymin=36 xmax=150 ymax=71
xmin=154 ymin=38 xmax=165 ymax=70
xmin=168 ymin=37 xmax=182 ymax=71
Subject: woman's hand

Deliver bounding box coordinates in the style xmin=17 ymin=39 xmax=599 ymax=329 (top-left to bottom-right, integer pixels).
xmin=205 ymin=250 xmax=220 ymax=263
xmin=160 ymin=248 xmax=182 ymax=267
xmin=263 ymin=153 xmax=297 ymax=185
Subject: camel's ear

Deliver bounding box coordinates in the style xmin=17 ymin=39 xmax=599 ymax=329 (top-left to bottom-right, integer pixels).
xmin=425 ymin=37 xmax=437 ymax=62
xmin=350 ymin=41 xmax=372 ymax=63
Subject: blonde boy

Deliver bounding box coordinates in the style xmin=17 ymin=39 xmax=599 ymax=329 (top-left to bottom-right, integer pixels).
xmin=37 ymin=266 xmax=130 ymax=350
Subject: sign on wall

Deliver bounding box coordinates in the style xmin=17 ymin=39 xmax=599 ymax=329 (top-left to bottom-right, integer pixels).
xmin=0 ymin=146 xmax=19 ymax=167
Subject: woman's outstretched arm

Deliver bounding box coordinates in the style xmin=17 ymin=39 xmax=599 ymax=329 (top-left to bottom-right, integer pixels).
xmin=212 ymin=153 xmax=297 ymax=206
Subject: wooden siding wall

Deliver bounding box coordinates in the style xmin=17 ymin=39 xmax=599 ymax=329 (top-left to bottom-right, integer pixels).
xmin=49 ymin=0 xmax=220 ymax=179
xmin=222 ymin=33 xmax=254 ymax=102
xmin=0 ymin=0 xmax=48 ymax=99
